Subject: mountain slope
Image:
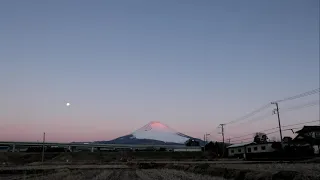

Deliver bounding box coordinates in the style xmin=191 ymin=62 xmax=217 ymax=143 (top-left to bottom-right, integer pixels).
xmin=96 ymin=121 xmax=203 ymax=145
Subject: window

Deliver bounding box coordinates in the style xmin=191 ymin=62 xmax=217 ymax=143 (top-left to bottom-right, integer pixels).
xmin=238 ymin=149 xmax=241 ymax=152
xmin=261 ymin=146 xmax=266 ymax=150
xmin=247 ymin=148 xmax=251 ymax=153
xmin=254 ymin=147 xmax=258 ymax=151
xmin=231 ymin=150 xmax=234 ymax=153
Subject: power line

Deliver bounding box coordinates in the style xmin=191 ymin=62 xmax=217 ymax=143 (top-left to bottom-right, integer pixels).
xmin=228 ymin=112 xmax=273 ymax=128
xmin=243 ymin=113 xmax=273 ymax=124
xmin=230 ymin=128 xmax=299 ymax=143
xmin=282 ymin=119 xmax=320 ymax=128
xmin=274 ymin=88 xmax=320 ymax=103
xmin=226 ymin=104 xmax=271 ymax=125
xmin=228 ymin=120 xmax=319 ymax=141
xmin=228 ymin=100 xmax=319 ymax=129
xmin=212 ymin=88 xmax=319 ymax=142
xmin=230 ymin=126 xmax=315 ymax=143
xmin=230 ymin=136 xmax=253 ymax=143
xmin=281 ymin=100 xmax=319 ymax=112
xmin=265 ymin=128 xmax=296 ymax=136
xmin=229 ymin=127 xmax=278 ymax=140
xmin=265 ymin=127 xmax=306 ymax=137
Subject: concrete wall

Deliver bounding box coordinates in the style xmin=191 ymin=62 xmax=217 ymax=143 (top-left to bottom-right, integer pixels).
xmin=245 ymin=144 xmax=275 ymax=154
xmin=173 ymin=148 xmax=201 ymax=152
xmin=228 ymin=147 xmax=245 ymax=157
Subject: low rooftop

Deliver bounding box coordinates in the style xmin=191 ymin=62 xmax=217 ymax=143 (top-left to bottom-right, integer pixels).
xmin=296 ymin=126 xmax=320 ymax=134
xmin=227 ymin=142 xmax=255 ymax=148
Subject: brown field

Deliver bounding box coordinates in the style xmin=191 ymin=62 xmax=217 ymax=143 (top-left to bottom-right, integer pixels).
xmin=1 ymin=152 xmax=320 ymax=180
xmin=1 ymin=163 xmax=320 ymax=180
xmin=0 ymin=152 xmax=208 ymax=165
xmin=1 ymin=169 xmax=225 ymax=180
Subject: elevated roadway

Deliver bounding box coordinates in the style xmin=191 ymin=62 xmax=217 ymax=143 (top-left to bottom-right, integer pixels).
xmin=0 ymin=141 xmax=201 ymax=152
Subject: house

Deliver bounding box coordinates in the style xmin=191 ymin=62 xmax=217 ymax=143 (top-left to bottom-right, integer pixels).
xmin=294 ymin=126 xmax=320 ymax=144
xmin=227 ymin=142 xmax=280 ymax=159
xmin=227 ymin=142 xmax=255 ymax=158
xmin=245 ymin=143 xmax=276 ymax=154
xmin=244 ymin=142 xmax=279 ymax=159
xmin=293 ymin=126 xmax=320 ymax=155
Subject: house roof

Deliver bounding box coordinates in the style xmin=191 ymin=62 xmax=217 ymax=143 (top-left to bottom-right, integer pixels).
xmin=227 ymin=142 xmax=255 ymax=148
xmin=296 ymin=126 xmax=320 ymax=134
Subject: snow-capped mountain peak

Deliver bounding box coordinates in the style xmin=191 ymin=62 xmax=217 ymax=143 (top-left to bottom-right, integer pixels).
xmin=95 ymin=121 xmax=204 ymax=145
xmin=131 ymin=121 xmax=190 ymax=144
xmin=135 ymin=121 xmax=176 ymax=133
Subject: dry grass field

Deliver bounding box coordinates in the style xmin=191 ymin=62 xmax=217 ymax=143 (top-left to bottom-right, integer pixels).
xmin=1 ymin=153 xmax=320 ymax=179
xmin=1 ymin=163 xmax=320 ymax=180
xmin=1 ymin=169 xmax=225 ymax=180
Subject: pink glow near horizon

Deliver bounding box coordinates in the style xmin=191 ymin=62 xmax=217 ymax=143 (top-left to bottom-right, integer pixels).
xmin=1 ymin=102 xmax=319 ymax=143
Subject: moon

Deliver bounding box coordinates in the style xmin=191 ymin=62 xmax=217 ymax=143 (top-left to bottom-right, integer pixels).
xmin=66 ymin=102 xmax=71 ymax=107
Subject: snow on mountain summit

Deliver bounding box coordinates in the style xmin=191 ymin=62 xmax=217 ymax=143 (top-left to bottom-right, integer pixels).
xmin=95 ymin=121 xmax=202 ymax=145
xmin=131 ymin=121 xmax=190 ymax=144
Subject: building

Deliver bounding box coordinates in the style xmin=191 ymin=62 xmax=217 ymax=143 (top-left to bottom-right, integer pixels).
xmin=173 ymin=148 xmax=202 ymax=152
xmin=244 ymin=142 xmax=280 ymax=160
xmin=227 ymin=142 xmax=255 ymax=158
xmin=227 ymin=126 xmax=320 ymax=160
xmin=293 ymin=126 xmax=320 ymax=155
xmin=227 ymin=142 xmax=279 ymax=159
xmin=245 ymin=143 xmax=276 ymax=154
xmin=294 ymin=126 xmax=320 ymax=144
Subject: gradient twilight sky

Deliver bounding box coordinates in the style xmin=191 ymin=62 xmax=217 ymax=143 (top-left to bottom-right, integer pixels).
xmin=0 ymin=0 xmax=319 ymax=142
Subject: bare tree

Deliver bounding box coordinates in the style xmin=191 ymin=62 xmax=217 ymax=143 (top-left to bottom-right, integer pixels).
xmin=253 ymin=132 xmax=268 ymax=144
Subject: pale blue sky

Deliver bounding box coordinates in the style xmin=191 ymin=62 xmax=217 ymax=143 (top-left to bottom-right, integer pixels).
xmin=0 ymin=0 xmax=319 ymax=142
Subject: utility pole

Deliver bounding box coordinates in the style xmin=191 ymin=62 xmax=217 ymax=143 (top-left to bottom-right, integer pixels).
xmin=203 ymin=134 xmax=206 ymax=152
xmin=41 ymin=132 xmax=45 ymax=164
xmin=271 ymin=102 xmax=283 ymax=143
xmin=203 ymin=133 xmax=210 ymax=152
xmin=220 ymin=124 xmax=225 ymax=144
xmin=205 ymin=133 xmax=210 ymax=142
xmin=219 ymin=124 xmax=225 ymax=157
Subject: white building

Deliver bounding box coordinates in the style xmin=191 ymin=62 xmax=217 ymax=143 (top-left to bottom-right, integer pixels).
xmin=227 ymin=142 xmax=255 ymax=158
xmin=227 ymin=142 xmax=276 ymax=158
xmin=244 ymin=143 xmax=276 ymax=154
xmin=173 ymin=148 xmax=202 ymax=152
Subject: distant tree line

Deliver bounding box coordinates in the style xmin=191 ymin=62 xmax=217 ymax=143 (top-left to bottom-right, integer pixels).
xmin=204 ymin=141 xmax=229 ymax=156
xmin=185 ymin=139 xmax=200 ymax=146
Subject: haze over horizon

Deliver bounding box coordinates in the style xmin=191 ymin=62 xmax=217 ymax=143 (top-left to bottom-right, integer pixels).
xmin=0 ymin=0 xmax=319 ymax=143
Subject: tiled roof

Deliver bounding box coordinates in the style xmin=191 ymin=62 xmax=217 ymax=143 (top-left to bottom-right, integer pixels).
xmin=296 ymin=126 xmax=320 ymax=133
xmin=227 ymin=142 xmax=255 ymax=148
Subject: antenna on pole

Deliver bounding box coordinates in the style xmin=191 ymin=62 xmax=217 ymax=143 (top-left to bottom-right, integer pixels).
xmin=219 ymin=124 xmax=225 ymax=157
xmin=271 ymin=102 xmax=283 ymax=144
xmin=41 ymin=132 xmax=45 ymax=164
xmin=203 ymin=133 xmax=210 ymax=152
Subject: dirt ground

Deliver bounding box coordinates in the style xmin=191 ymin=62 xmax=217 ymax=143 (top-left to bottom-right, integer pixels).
xmin=1 ymin=152 xmax=320 ymax=179
xmin=0 ymin=152 xmax=208 ymax=166
xmin=1 ymin=163 xmax=320 ymax=180
xmin=0 ymin=169 xmax=224 ymax=180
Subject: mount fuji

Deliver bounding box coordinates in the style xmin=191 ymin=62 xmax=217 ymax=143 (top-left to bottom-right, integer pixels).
xmin=96 ymin=121 xmax=203 ymax=145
